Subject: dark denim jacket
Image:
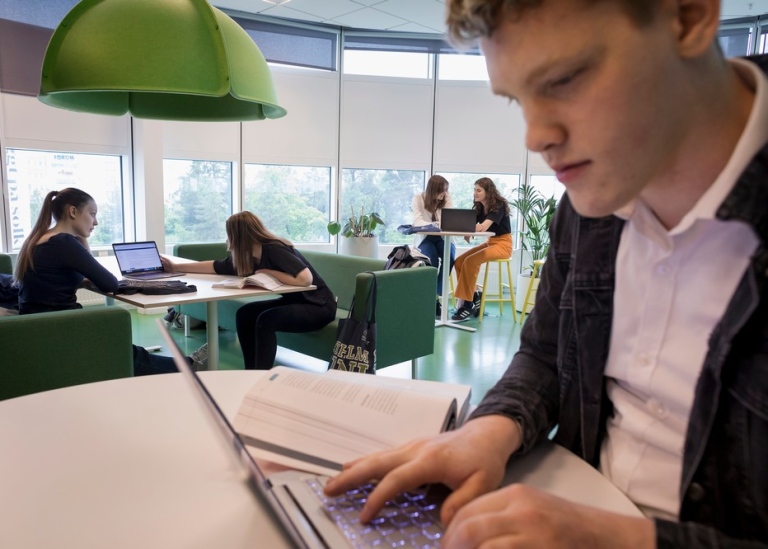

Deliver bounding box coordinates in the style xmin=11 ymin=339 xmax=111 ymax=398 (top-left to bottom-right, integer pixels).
xmin=473 ymin=55 xmax=768 ymax=549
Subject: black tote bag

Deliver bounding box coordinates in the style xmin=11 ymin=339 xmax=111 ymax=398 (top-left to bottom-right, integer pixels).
xmin=328 ymin=274 xmax=377 ymax=375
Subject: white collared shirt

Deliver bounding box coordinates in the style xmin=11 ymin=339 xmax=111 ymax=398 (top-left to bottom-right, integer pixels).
xmin=599 ymin=58 xmax=768 ymax=520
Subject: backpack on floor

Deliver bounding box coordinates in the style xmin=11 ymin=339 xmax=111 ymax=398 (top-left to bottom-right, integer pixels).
xmin=384 ymin=245 xmax=431 ymax=270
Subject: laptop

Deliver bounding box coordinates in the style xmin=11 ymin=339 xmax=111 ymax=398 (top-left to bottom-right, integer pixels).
xmin=112 ymin=241 xmax=183 ymax=280
xmin=440 ymin=208 xmax=477 ymax=232
xmin=157 ymin=320 xmax=446 ymax=549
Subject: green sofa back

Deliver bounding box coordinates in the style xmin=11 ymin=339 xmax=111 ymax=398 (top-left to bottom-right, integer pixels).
xmin=0 ymin=253 xmax=12 ymax=275
xmin=0 ymin=307 xmax=134 ymax=400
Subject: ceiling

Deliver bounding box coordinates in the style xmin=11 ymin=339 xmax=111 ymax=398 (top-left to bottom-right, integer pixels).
xmin=209 ymin=0 xmax=768 ymax=35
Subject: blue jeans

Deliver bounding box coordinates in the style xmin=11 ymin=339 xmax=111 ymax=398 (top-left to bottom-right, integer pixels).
xmin=417 ymin=235 xmax=455 ymax=295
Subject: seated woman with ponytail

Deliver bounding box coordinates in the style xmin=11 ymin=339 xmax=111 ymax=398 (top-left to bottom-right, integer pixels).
xmin=14 ymin=187 xmax=208 ymax=375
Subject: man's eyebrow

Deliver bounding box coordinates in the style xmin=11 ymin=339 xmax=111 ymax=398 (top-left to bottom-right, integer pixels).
xmin=523 ymin=46 xmax=602 ymax=88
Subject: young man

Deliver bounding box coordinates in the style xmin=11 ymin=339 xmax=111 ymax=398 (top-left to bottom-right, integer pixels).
xmin=326 ymin=0 xmax=768 ymax=547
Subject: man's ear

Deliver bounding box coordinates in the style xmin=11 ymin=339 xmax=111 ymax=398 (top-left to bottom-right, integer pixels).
xmin=671 ymin=0 xmax=721 ymax=58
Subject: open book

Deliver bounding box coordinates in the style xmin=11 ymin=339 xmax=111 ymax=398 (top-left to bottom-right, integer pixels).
xmin=233 ymin=366 xmax=472 ymax=476
xmin=212 ymin=272 xmax=286 ymax=291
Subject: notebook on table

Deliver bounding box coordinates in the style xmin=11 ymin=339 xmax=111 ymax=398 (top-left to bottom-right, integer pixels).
xmin=157 ymin=320 xmax=447 ymax=549
xmin=112 ymin=241 xmax=183 ymax=280
xmin=440 ymin=208 xmax=476 ymax=232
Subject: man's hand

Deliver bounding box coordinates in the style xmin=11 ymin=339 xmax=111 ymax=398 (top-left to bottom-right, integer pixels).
xmin=324 ymin=415 xmax=522 ymax=525
xmin=442 ymin=483 xmax=655 ymax=548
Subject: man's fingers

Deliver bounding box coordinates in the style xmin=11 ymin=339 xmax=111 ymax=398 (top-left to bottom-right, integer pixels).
xmin=440 ymin=471 xmax=498 ymax=525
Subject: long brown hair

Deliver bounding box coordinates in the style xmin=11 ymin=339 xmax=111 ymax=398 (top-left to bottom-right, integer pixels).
xmin=226 ymin=211 xmax=293 ymax=276
xmin=423 ymin=175 xmax=450 ymax=220
xmin=14 ymin=187 xmax=94 ymax=282
xmin=473 ymin=177 xmax=509 ymax=216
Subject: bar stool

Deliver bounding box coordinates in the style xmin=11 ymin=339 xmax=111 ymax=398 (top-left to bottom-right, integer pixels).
xmin=478 ymin=259 xmax=517 ymax=323
xmin=519 ymin=259 xmax=545 ymax=322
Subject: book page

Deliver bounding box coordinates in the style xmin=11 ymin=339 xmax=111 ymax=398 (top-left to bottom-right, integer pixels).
xmin=246 ymin=272 xmax=283 ymax=291
xmin=233 ymin=367 xmax=457 ymax=469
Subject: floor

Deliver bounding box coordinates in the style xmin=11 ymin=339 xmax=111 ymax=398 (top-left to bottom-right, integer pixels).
xmin=128 ymin=299 xmax=525 ymax=405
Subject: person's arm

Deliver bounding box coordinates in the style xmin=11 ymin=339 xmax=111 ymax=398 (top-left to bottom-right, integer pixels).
xmin=161 ymin=256 xmax=216 ymax=274
xmin=65 ymin=236 xmax=119 ymax=293
xmin=412 ymin=194 xmax=433 ymax=227
xmin=258 ymin=266 xmax=313 ymax=287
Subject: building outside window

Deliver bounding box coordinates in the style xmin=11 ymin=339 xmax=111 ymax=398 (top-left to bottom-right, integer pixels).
xmin=244 ymin=164 xmax=331 ymax=243
xmin=5 ymin=149 xmax=123 ymax=251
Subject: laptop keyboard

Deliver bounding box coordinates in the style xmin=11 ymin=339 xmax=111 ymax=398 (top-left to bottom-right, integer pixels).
xmin=305 ymin=478 xmax=444 ymax=548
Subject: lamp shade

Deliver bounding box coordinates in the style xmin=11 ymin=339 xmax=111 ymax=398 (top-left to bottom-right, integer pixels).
xmin=38 ymin=0 xmax=287 ymax=121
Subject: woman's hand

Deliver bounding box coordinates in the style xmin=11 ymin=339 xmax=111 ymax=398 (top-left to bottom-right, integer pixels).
xmin=160 ymin=256 xmax=180 ymax=272
xmin=442 ymin=484 xmax=655 ymax=549
xmin=324 ymin=415 xmax=522 ymax=525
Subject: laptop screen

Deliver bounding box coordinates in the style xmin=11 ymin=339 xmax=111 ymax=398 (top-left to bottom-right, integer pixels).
xmin=440 ymin=208 xmax=476 ymax=232
xmin=112 ymin=241 xmax=164 ymax=275
xmin=156 ymin=320 xmax=311 ymax=548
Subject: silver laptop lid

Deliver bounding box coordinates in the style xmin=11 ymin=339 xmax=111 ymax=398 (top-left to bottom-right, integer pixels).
xmin=440 ymin=208 xmax=476 ymax=232
xmin=156 ymin=320 xmax=312 ymax=549
xmin=112 ymin=241 xmax=165 ymax=275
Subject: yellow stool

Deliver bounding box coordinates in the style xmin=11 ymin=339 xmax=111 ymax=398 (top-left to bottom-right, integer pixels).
xmin=448 ymin=272 xmax=458 ymax=309
xmin=519 ymin=259 xmax=545 ymax=322
xmin=478 ymin=259 xmax=517 ymax=323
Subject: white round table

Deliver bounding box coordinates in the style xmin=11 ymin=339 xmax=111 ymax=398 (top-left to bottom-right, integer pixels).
xmin=0 ymin=371 xmax=640 ymax=548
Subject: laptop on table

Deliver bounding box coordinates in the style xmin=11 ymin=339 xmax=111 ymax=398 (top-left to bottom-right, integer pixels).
xmin=157 ymin=320 xmax=446 ymax=548
xmin=440 ymin=208 xmax=476 ymax=232
xmin=112 ymin=241 xmax=183 ymax=280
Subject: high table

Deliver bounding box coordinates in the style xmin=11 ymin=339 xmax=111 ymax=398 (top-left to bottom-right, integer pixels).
xmin=96 ymin=256 xmax=314 ymax=369
xmin=0 ymin=372 xmax=641 ymax=548
xmin=421 ymin=231 xmax=493 ymax=333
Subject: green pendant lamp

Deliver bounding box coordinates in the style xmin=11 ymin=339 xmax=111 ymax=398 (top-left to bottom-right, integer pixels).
xmin=38 ymin=0 xmax=287 ymax=121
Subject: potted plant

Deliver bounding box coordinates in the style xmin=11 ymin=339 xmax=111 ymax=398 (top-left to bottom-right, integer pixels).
xmin=509 ymin=182 xmax=558 ymax=312
xmin=327 ymin=207 xmax=386 ymax=258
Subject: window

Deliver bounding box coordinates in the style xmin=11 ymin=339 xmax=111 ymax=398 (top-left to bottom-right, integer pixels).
xmin=163 ymin=159 xmax=232 ymax=245
xmin=529 ymin=174 xmax=565 ymax=202
xmin=718 ymin=19 xmax=756 ymax=56
xmin=438 ymin=54 xmax=489 ymax=81
xmin=244 ymin=164 xmax=332 ymax=243
xmin=437 ymin=172 xmax=522 ymax=247
xmin=6 ymin=149 xmax=124 ymax=251
xmin=340 ymin=169 xmax=426 ymax=244
xmin=343 ymin=50 xmax=432 ymax=78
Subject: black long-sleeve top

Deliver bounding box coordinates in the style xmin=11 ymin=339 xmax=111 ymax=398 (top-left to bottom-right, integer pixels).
xmin=18 ymin=233 xmax=118 ymax=315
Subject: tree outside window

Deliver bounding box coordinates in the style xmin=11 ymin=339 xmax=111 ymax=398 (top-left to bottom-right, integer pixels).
xmin=163 ymin=159 xmax=232 ymax=246
xmin=340 ymin=169 xmax=426 ymax=245
xmin=244 ymin=164 xmax=331 ymax=243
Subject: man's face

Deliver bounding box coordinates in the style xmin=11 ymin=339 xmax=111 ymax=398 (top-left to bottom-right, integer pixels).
xmin=481 ymin=1 xmax=689 ymax=217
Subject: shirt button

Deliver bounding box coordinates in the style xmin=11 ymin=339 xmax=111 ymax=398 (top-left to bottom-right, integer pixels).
xmin=687 ymin=482 xmax=706 ymax=503
xmin=637 ymin=353 xmax=651 ymax=367
xmin=655 ymin=264 xmax=670 ymax=276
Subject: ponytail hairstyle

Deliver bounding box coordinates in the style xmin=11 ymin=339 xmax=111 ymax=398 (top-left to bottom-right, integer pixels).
xmin=423 ymin=175 xmax=450 ymax=221
xmin=226 ymin=211 xmax=294 ymax=276
xmin=14 ymin=187 xmax=95 ymax=282
xmin=473 ymin=177 xmax=509 ymax=216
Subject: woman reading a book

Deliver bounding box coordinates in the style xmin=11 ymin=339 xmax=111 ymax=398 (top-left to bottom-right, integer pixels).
xmin=14 ymin=187 xmax=208 ymax=374
xmin=412 ymin=174 xmax=456 ymax=317
xmin=162 ymin=211 xmax=337 ymax=370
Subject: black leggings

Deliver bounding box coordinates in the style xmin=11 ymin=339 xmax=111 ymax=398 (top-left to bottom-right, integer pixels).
xmin=235 ymin=294 xmax=337 ymax=370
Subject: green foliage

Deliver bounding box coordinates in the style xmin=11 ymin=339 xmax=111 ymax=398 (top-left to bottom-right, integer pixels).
xmin=510 ymin=182 xmax=558 ymax=274
xmin=328 ymin=206 xmax=386 ymax=238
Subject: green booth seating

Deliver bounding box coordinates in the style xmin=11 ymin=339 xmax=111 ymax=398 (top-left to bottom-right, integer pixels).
xmin=173 ymin=244 xmax=437 ymax=377
xmin=0 ymin=253 xmax=134 ymax=401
